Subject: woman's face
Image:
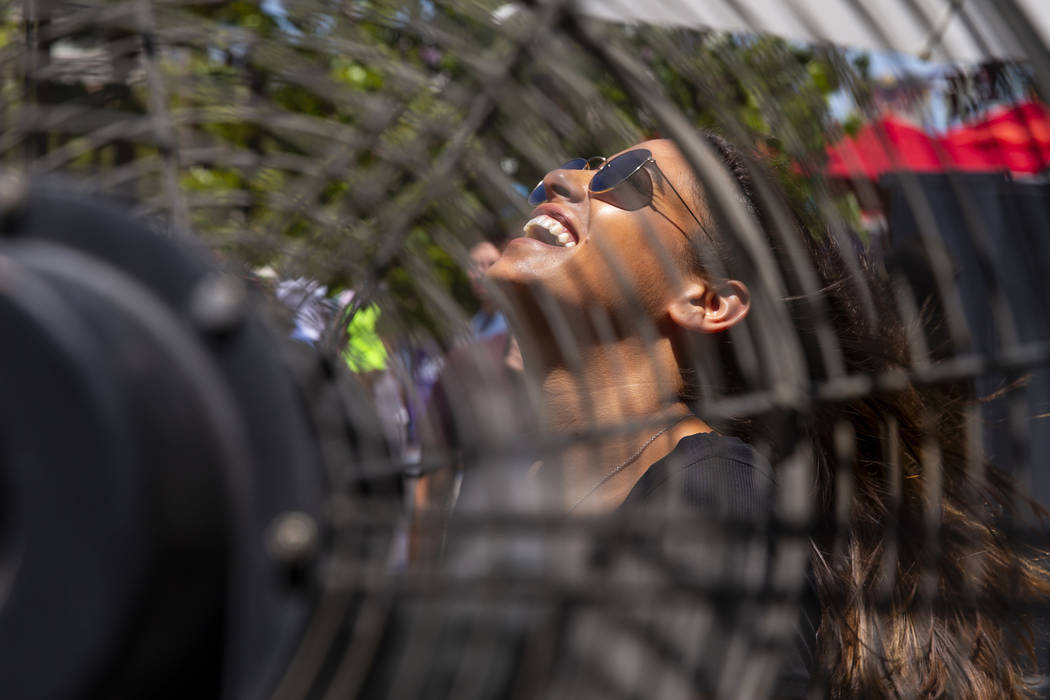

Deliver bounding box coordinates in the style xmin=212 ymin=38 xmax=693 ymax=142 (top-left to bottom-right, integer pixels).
xmin=489 ymin=139 xmax=705 ymax=321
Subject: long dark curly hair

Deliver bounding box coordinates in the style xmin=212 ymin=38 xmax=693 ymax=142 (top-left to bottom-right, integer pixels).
xmin=690 ymin=131 xmax=1050 ymax=698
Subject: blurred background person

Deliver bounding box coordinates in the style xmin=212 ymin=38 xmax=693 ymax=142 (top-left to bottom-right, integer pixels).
xmin=467 ymin=239 xmax=509 ymax=340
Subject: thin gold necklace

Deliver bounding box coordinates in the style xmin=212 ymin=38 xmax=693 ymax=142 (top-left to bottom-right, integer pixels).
xmin=569 ymin=415 xmax=687 ymax=512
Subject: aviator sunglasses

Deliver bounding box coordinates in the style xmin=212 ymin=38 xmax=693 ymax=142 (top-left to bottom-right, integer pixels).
xmin=526 ymin=148 xmax=705 ymax=234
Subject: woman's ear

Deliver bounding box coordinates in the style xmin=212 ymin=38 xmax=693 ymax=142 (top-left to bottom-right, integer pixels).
xmin=667 ymin=279 xmax=750 ymax=334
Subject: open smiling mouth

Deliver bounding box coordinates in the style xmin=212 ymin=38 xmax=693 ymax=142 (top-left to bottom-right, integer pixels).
xmin=522 ymin=214 xmax=578 ymax=248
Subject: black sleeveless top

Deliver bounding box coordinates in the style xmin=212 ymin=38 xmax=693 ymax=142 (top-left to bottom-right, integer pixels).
xmin=359 ymin=434 xmax=818 ymax=699
xmin=619 ymin=433 xmax=818 ymax=699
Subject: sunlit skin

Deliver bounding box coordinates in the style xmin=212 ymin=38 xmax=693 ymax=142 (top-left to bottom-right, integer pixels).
xmin=467 ymin=240 xmax=501 ymax=315
xmin=489 ymin=139 xmax=750 ymax=512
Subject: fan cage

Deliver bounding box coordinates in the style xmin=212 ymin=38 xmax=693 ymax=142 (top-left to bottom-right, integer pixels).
xmin=4 ymin=1 xmax=1050 ymax=699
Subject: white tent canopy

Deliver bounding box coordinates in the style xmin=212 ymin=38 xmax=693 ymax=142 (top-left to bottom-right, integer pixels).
xmin=574 ymin=0 xmax=1050 ymax=64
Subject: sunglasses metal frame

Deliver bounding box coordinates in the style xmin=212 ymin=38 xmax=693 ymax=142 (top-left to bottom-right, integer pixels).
xmin=528 ymin=149 xmax=708 ymax=239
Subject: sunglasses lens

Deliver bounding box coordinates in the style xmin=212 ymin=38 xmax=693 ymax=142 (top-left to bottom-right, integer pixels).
xmin=590 ymin=150 xmax=652 ymax=210
xmin=527 ymin=158 xmax=591 ymax=205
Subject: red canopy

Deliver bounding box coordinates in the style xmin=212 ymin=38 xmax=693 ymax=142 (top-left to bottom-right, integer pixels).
xmin=825 ymin=116 xmax=946 ymax=180
xmin=824 ymin=103 xmax=1050 ymax=180
xmin=940 ymin=101 xmax=1050 ymax=174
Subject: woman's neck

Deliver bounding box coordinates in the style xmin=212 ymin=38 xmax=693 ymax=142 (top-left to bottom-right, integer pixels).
xmin=531 ymin=336 xmax=675 ymax=424
xmin=525 ymin=335 xmax=712 ymax=512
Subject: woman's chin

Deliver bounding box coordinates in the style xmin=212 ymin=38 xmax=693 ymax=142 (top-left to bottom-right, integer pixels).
xmin=488 ymin=237 xmax=575 ymax=286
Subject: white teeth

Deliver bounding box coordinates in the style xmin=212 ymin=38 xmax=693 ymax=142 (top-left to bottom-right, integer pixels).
xmin=522 ymin=214 xmax=577 ymax=248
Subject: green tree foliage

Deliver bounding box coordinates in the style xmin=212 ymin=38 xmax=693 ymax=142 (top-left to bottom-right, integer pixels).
xmin=3 ymin=1 xmax=869 ymax=343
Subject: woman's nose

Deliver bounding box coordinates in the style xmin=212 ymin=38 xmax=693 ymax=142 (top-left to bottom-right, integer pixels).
xmin=539 ymin=167 xmax=587 ymax=203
